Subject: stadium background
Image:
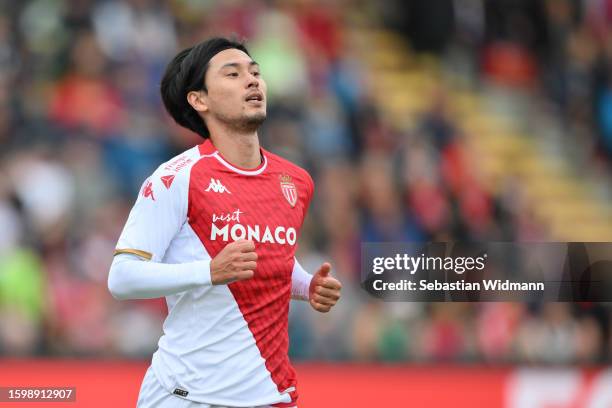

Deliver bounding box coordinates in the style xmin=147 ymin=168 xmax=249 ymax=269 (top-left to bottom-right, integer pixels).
xmin=1 ymin=0 xmax=612 ymax=406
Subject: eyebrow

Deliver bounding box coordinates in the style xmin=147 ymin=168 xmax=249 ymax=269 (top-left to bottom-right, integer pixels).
xmin=220 ymin=61 xmax=259 ymax=70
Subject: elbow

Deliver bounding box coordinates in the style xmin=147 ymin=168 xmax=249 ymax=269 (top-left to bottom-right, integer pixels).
xmin=107 ymin=261 xmax=129 ymax=300
xmin=107 ymin=271 xmax=124 ymax=300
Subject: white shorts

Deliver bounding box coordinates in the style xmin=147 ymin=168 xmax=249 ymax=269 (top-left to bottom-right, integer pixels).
xmin=137 ymin=366 xmax=295 ymax=408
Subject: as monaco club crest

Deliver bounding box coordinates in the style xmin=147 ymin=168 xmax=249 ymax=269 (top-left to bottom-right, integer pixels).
xmin=279 ymin=174 xmax=297 ymax=207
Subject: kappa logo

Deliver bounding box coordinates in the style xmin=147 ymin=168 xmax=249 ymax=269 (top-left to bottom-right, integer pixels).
xmin=205 ymin=178 xmax=231 ymax=194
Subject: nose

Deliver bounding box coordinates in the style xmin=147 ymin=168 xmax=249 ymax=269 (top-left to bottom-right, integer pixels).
xmin=246 ymin=73 xmax=259 ymax=89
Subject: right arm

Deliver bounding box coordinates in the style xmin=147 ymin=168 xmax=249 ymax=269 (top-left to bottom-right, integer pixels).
xmin=108 ymin=171 xmax=256 ymax=301
xmin=108 ymin=240 xmax=257 ymax=300
xmin=107 ymin=255 xmax=212 ymax=300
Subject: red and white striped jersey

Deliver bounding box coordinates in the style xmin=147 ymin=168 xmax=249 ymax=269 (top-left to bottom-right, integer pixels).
xmin=116 ymin=139 xmax=314 ymax=407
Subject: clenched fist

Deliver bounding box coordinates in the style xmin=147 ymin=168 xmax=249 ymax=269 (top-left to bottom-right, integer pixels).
xmin=309 ymin=263 xmax=342 ymax=313
xmin=210 ymin=239 xmax=257 ymax=285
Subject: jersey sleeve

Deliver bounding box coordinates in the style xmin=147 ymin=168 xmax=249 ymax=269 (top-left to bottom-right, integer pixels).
xmin=291 ymin=258 xmax=313 ymax=300
xmin=115 ymin=170 xmax=187 ymax=262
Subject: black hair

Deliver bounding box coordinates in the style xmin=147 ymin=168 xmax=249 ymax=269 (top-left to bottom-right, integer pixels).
xmin=160 ymin=37 xmax=250 ymax=139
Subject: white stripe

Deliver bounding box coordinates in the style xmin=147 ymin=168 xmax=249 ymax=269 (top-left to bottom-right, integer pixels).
xmin=153 ymin=224 xmax=289 ymax=406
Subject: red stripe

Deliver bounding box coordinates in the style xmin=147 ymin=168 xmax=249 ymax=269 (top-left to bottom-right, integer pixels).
xmin=187 ymin=153 xmax=306 ymax=405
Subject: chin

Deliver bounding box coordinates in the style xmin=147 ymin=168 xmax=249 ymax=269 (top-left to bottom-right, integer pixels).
xmin=246 ymin=111 xmax=267 ymax=123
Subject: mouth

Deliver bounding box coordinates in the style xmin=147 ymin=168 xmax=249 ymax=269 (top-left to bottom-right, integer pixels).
xmin=245 ymin=92 xmax=264 ymax=104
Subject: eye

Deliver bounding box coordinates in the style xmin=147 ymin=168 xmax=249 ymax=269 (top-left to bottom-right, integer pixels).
xmin=252 ymin=71 xmax=260 ymax=77
xmin=226 ymin=72 xmax=239 ymax=77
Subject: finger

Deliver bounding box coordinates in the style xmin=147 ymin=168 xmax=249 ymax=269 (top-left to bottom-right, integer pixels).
xmin=315 ymin=287 xmax=341 ymax=300
xmin=235 ymin=261 xmax=257 ymax=271
xmin=320 ymin=277 xmax=342 ymax=290
xmin=239 ymin=251 xmax=258 ymax=262
xmin=310 ymin=300 xmax=331 ymax=313
xmin=226 ymin=239 xmax=247 ymax=249
xmin=316 ymin=262 xmax=332 ymax=278
xmin=237 ymin=240 xmax=256 ymax=252
xmin=312 ymin=293 xmax=337 ymax=307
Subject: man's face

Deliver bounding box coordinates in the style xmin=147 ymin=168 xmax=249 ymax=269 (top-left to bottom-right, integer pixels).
xmin=201 ymin=48 xmax=267 ymax=132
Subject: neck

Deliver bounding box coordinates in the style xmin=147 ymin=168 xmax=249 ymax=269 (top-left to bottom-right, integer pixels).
xmin=208 ymin=128 xmax=261 ymax=169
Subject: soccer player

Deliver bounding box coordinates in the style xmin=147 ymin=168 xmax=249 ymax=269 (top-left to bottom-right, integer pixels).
xmin=107 ymin=37 xmax=341 ymax=408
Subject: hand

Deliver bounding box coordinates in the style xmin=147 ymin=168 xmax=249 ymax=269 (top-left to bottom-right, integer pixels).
xmin=309 ymin=263 xmax=341 ymax=313
xmin=210 ymin=239 xmax=257 ymax=285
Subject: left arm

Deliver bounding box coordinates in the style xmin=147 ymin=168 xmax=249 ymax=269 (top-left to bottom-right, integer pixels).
xmin=293 ymin=173 xmax=341 ymax=312
xmin=291 ymin=258 xmax=342 ymax=313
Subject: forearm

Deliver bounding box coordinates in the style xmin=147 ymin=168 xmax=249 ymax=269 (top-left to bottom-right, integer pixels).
xmin=291 ymin=258 xmax=313 ymax=301
xmin=108 ymin=254 xmax=211 ymax=300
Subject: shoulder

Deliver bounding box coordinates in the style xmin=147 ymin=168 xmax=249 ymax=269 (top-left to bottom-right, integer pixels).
xmin=136 ymin=146 xmax=205 ymax=205
xmin=157 ymin=146 xmax=203 ymax=176
xmin=147 ymin=146 xmax=203 ymax=187
xmin=265 ymin=150 xmax=313 ymax=183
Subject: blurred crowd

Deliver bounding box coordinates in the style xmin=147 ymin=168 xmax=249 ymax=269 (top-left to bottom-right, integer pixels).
xmin=0 ymin=0 xmax=611 ymax=365
xmin=386 ymin=0 xmax=612 ymax=163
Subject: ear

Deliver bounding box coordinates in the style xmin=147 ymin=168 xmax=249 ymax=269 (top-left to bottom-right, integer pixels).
xmin=187 ymin=90 xmax=208 ymax=113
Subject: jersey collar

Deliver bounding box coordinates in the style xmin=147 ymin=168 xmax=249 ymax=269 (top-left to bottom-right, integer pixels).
xmin=198 ymin=139 xmax=268 ymax=176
